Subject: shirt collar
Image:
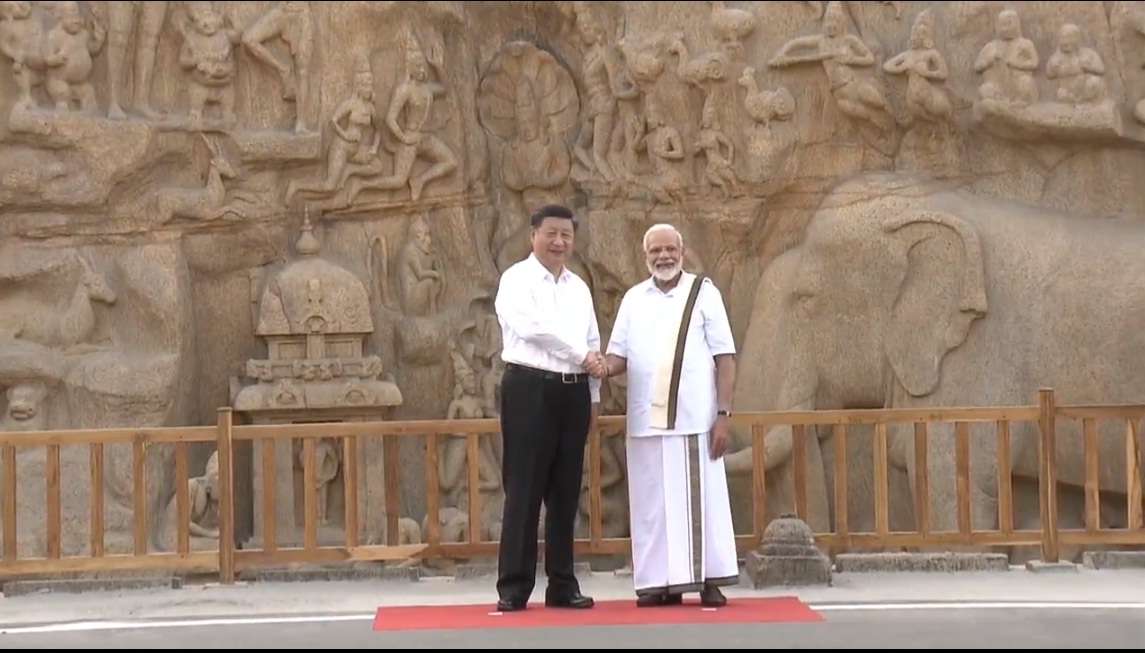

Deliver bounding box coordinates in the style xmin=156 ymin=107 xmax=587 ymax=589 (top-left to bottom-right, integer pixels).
xmin=527 ymin=253 xmax=572 ymax=283
xmin=643 ymin=271 xmax=693 ymax=296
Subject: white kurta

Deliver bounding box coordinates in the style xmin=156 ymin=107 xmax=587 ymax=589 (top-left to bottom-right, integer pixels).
xmin=608 ymin=273 xmax=739 ymax=595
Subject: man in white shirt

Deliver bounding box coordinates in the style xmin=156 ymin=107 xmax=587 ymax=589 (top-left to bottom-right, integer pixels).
xmin=494 ymin=204 xmax=603 ymax=612
xmin=602 ymin=223 xmax=739 ymax=608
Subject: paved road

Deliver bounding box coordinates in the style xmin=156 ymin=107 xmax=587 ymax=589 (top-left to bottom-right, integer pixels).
xmin=4 ymin=604 xmax=1144 ymax=648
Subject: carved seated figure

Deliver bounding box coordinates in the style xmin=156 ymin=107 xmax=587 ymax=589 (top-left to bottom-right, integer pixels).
xmin=159 ymin=450 xmax=220 ymax=551
xmin=399 ymin=216 xmax=444 ymax=317
xmin=974 ymin=9 xmax=1039 ymax=107
xmin=1046 ymin=24 xmax=1107 ymax=107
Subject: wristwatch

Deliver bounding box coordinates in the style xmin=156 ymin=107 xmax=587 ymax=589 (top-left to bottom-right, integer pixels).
xmin=717 ymin=409 xmax=731 ymax=417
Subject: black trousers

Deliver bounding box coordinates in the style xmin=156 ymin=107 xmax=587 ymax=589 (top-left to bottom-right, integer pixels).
xmin=496 ymin=364 xmax=591 ymax=603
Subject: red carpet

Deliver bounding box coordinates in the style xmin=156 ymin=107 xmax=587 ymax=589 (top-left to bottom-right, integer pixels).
xmin=373 ymin=597 xmax=822 ymax=631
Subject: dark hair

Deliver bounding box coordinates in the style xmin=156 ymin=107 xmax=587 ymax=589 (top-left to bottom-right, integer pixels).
xmin=530 ymin=204 xmax=578 ymax=230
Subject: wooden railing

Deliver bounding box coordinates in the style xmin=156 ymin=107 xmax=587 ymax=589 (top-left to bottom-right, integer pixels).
xmin=1 ymin=389 xmax=1142 ymax=581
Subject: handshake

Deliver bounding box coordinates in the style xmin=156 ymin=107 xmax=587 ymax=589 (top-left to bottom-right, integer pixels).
xmin=582 ymin=351 xmax=608 ymax=379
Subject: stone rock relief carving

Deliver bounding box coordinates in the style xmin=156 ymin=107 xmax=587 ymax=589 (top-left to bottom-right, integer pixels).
xmin=769 ymin=1 xmax=895 ymax=148
xmin=153 ymin=135 xmax=251 ymax=225
xmin=298 ymin=435 xmax=341 ymax=526
xmin=285 ymin=55 xmax=383 ymax=207
xmin=234 ymin=218 xmax=401 ymax=414
xmin=241 ymin=1 xmax=314 ymax=134
xmin=736 ymin=65 xmax=795 ymax=183
xmin=233 ymin=219 xmax=406 ymax=547
xmin=398 ymin=215 xmax=444 ymax=318
xmin=42 ymin=0 xmax=104 ymax=114
xmin=0 ymin=252 xmax=116 ymax=352
xmin=158 ymin=450 xmax=220 ymax=552
xmin=974 ymin=9 xmax=1039 ymax=108
xmin=0 ymin=243 xmax=185 ymax=556
xmin=348 ymin=28 xmax=458 ymax=204
xmin=570 ymin=2 xmax=639 ymax=186
xmin=102 ymin=0 xmax=168 ymax=120
xmin=0 ymin=0 xmax=47 ymax=112
xmin=8 ymin=2 xmax=1145 ymax=564
xmin=1047 ymin=23 xmax=1109 ymax=108
xmin=708 ymin=1 xmax=757 ymax=59
xmin=425 ymin=344 xmax=502 ymax=547
xmin=883 ymin=10 xmax=952 ymax=127
xmin=696 ymin=102 xmax=739 ymax=199
xmin=639 ymin=104 xmax=688 ymax=204
xmin=973 ymin=9 xmax=1122 ymax=141
xmin=176 ymin=2 xmax=241 ymax=128
xmin=725 ymin=173 xmax=1145 ymax=558
xmin=477 ymin=39 xmax=578 ymax=270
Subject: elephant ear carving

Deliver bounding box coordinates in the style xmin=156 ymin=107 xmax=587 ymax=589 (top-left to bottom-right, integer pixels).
xmin=882 ymin=211 xmax=987 ymax=397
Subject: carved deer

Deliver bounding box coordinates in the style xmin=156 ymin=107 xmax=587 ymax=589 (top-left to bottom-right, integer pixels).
xmin=155 ymin=135 xmax=248 ymax=224
xmin=0 ymin=253 xmax=116 ymax=352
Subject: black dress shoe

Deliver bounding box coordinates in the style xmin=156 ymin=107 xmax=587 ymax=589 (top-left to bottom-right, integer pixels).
xmin=496 ymin=598 xmax=526 ymax=612
xmin=636 ymin=592 xmax=684 ymax=607
xmin=699 ymin=585 xmax=727 ymax=608
xmin=545 ymin=592 xmax=594 ymax=609
xmin=636 ymin=593 xmax=666 ymax=607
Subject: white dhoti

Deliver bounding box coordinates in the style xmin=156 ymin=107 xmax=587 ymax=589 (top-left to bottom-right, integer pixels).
xmin=626 ymin=432 xmax=739 ymax=595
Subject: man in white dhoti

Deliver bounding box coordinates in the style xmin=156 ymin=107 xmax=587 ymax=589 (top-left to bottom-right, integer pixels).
xmin=601 ymin=223 xmax=739 ymax=607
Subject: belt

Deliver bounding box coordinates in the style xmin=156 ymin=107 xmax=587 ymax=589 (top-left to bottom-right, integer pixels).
xmin=505 ymin=363 xmax=589 ymax=384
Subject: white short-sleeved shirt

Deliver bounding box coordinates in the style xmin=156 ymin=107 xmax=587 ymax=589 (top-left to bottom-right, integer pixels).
xmin=606 ymin=273 xmax=735 ymax=437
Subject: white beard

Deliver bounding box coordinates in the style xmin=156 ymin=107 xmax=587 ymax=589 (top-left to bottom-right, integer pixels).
xmin=647 ymin=259 xmax=682 ymax=282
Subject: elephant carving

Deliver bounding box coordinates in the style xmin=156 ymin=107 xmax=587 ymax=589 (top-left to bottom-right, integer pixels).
xmin=728 ymin=173 xmax=1144 ymax=536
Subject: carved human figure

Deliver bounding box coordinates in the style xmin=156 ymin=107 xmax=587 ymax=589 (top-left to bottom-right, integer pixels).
xmin=882 ymin=10 xmax=952 ymax=124
xmin=1045 ymin=23 xmax=1107 ymax=107
xmin=481 ymin=356 xmax=505 ymax=419
xmin=398 ymin=216 xmax=443 ymax=317
xmin=189 ymin=450 xmax=220 ymax=538
xmin=293 ymin=437 xmax=340 ymax=526
xmin=103 ymin=1 xmax=168 ymax=120
xmin=974 ymin=9 xmax=1039 ymax=106
xmin=666 ymin=34 xmax=728 ymax=121
xmin=43 ymin=1 xmax=105 ymax=114
xmin=241 ymin=1 xmax=313 ymax=133
xmin=696 ymin=104 xmax=737 ymax=199
xmin=312 ymin=439 xmax=340 ymax=525
xmin=177 ymin=3 xmax=240 ymax=125
xmin=572 ymin=5 xmax=638 ymax=182
xmin=769 ymin=1 xmax=893 ymax=132
xmin=440 ymin=349 xmax=500 ymax=512
xmin=501 ymin=79 xmax=570 ymax=201
xmin=471 ymin=304 xmax=502 ymax=367
xmin=639 ymin=109 xmax=686 ymax=204
xmin=285 ymin=60 xmax=382 ymax=205
xmin=348 ymin=32 xmax=457 ymax=202
xmin=0 ymin=1 xmax=45 ymax=110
